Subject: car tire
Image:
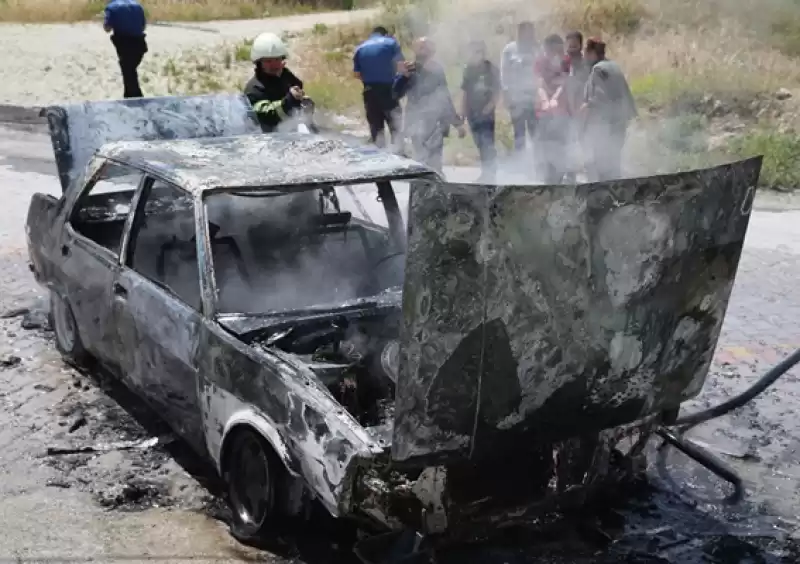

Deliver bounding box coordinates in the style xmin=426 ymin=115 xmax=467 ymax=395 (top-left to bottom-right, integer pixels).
xmin=224 ymin=427 xmax=280 ymax=544
xmin=49 ymin=291 xmax=90 ymax=367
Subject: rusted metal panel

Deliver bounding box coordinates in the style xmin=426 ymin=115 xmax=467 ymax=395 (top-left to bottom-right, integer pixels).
xmin=392 ymin=158 xmax=762 ymax=463
xmin=43 ymin=94 xmax=260 ymax=193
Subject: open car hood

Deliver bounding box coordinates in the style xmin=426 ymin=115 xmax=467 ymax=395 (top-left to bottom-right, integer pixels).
xmin=43 ymin=93 xmax=260 ymax=193
xmin=392 ymin=158 xmax=762 ymax=464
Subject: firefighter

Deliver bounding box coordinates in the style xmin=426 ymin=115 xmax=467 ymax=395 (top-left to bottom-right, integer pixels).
xmin=533 ymin=34 xmax=570 ymax=184
xmin=393 ymin=37 xmax=465 ymax=173
xmin=244 ymin=32 xmax=307 ymax=133
xmin=580 ymin=38 xmax=638 ymax=181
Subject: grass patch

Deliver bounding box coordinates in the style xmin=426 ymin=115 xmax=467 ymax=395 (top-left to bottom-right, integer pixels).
xmin=0 ymin=0 xmax=374 ymax=23
xmin=133 ymin=0 xmax=800 ymax=188
xmin=771 ymin=13 xmax=800 ymax=57
xmin=554 ymin=0 xmax=649 ymax=36
xmin=726 ymin=131 xmax=800 ymax=191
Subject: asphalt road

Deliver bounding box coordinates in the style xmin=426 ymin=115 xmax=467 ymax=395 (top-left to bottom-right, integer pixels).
xmin=0 ymin=121 xmax=799 ymax=563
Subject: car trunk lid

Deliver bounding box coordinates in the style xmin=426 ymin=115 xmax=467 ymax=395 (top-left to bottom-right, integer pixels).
xmin=392 ymin=158 xmax=762 ymax=464
xmin=43 ymin=93 xmax=260 ymax=193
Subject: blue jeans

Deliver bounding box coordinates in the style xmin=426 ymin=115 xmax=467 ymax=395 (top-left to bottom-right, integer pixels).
xmin=468 ymin=116 xmax=497 ymax=178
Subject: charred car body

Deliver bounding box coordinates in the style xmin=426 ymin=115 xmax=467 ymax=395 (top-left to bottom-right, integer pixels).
xmin=26 ymin=94 xmax=763 ymax=545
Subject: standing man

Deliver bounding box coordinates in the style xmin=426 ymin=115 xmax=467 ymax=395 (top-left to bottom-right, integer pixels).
xmin=500 ymin=21 xmax=539 ymax=154
xmin=354 ymin=26 xmax=405 ymax=150
xmin=103 ymin=0 xmax=148 ymax=99
xmin=580 ymin=38 xmax=638 ymax=181
xmin=563 ymin=31 xmax=590 ymax=114
xmin=393 ymin=37 xmax=465 ymax=173
xmin=533 ymin=34 xmax=570 ymax=184
xmin=562 ymin=31 xmax=590 ymax=182
xmin=460 ymin=40 xmax=500 ymax=181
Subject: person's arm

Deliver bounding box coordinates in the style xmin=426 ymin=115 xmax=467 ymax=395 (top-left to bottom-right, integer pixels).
xmin=460 ymin=67 xmax=470 ymax=118
xmin=499 ymin=44 xmax=512 ymax=93
xmin=533 ymin=59 xmax=550 ymax=109
xmin=439 ymin=70 xmax=462 ymax=127
xmin=392 ymin=71 xmax=411 ymax=100
xmin=353 ymin=47 xmax=362 ymax=81
xmin=620 ymin=74 xmax=638 ymax=120
xmin=246 ymin=83 xmax=300 ymax=121
xmin=582 ymin=66 xmax=603 ymax=111
xmin=103 ymin=6 xmax=113 ymax=33
xmin=392 ymin=39 xmax=405 ymax=67
xmin=487 ymin=64 xmax=501 ymax=113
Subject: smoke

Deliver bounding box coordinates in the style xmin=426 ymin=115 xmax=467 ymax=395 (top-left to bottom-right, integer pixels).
xmin=204 ymin=183 xmax=397 ymax=315
xmin=390 ymin=0 xmax=796 ymax=184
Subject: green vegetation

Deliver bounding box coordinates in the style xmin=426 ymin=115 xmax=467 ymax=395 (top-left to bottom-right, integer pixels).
xmin=727 ymin=131 xmax=800 ymax=191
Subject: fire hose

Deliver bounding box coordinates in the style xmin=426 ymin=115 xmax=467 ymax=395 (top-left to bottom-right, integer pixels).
xmin=657 ymin=347 xmax=800 ymax=503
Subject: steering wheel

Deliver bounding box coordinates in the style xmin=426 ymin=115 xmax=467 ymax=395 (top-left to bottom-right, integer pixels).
xmin=372 ymin=250 xmax=405 ymax=270
xmin=361 ymin=250 xmax=406 ymax=295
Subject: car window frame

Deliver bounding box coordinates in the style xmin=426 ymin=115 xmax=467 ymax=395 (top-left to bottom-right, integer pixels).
xmin=64 ymin=157 xmax=145 ymax=264
xmin=121 ymin=174 xmax=206 ymax=314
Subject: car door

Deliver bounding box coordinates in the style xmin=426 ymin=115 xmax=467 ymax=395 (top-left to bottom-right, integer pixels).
xmin=59 ymin=160 xmax=143 ymax=364
xmin=111 ymin=176 xmax=206 ymax=452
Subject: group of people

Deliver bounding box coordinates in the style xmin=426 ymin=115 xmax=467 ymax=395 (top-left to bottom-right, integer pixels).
xmin=101 ymin=0 xmax=637 ymax=184
xmin=353 ymin=23 xmax=638 ymax=182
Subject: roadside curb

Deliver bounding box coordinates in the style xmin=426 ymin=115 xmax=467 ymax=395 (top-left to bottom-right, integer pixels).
xmin=0 ymin=104 xmax=45 ymax=125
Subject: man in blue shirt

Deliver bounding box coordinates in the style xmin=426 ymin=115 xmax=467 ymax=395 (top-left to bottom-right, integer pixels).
xmin=353 ymin=26 xmax=404 ymax=150
xmin=103 ymin=0 xmax=148 ymax=98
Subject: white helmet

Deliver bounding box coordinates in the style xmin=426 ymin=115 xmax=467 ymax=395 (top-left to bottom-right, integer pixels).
xmin=250 ymin=32 xmax=289 ymax=62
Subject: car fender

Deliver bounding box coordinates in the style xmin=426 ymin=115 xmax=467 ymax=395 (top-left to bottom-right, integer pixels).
xmin=209 ymin=390 xmax=299 ymax=479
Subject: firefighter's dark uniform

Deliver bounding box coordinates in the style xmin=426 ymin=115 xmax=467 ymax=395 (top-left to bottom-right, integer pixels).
xmin=244 ymin=67 xmax=304 ymax=133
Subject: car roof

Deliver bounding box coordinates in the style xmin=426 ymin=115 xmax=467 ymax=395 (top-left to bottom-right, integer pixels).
xmin=96 ymin=132 xmax=435 ymax=194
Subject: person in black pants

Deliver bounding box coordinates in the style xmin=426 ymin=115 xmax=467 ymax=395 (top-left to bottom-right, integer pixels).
xmin=460 ymin=40 xmax=500 ymax=181
xmin=353 ymin=26 xmax=405 ymax=150
xmin=103 ymin=0 xmax=148 ymax=99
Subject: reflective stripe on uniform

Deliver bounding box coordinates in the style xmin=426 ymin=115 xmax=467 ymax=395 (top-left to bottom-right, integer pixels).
xmin=252 ymin=99 xmax=287 ymax=119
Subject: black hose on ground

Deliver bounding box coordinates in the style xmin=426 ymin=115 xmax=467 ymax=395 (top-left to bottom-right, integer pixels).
xmin=671 ymin=347 xmax=800 ymax=429
xmin=656 ymin=348 xmax=800 ymax=502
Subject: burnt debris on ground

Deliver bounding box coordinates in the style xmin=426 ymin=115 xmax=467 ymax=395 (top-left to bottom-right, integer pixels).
xmin=9 ymin=295 xmax=800 ymax=563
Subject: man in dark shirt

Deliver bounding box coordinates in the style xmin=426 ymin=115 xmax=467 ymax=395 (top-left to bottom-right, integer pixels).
xmin=244 ymin=32 xmax=306 ymax=133
xmin=393 ymin=37 xmax=465 ymax=173
xmin=580 ymin=38 xmax=638 ymax=181
xmin=353 ymin=26 xmax=405 ymax=150
xmin=103 ymin=0 xmax=148 ymax=98
xmin=460 ymin=40 xmax=500 ymax=181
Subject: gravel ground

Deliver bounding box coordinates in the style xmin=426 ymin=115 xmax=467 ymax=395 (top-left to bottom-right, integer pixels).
xmin=0 ymin=9 xmax=376 ymax=106
xmin=0 ymin=15 xmax=798 ymax=556
xmin=0 ymin=119 xmax=798 ymax=563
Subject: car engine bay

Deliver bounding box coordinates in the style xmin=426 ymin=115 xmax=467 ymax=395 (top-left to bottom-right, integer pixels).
xmin=251 ymin=310 xmax=402 ymax=430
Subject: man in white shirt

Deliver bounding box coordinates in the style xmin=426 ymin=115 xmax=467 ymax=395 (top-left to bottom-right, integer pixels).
xmin=500 ymin=21 xmax=539 ymax=154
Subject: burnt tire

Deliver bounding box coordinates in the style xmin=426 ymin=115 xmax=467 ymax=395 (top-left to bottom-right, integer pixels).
xmin=223 ymin=428 xmax=279 ymax=544
xmin=49 ymin=291 xmax=90 ymax=367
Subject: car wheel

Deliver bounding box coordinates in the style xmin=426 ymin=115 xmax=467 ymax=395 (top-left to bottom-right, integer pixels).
xmin=224 ymin=428 xmax=278 ymax=544
xmin=49 ymin=291 xmax=90 ymax=366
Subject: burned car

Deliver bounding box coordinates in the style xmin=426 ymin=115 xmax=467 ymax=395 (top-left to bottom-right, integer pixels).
xmin=26 ymin=94 xmax=763 ymax=549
